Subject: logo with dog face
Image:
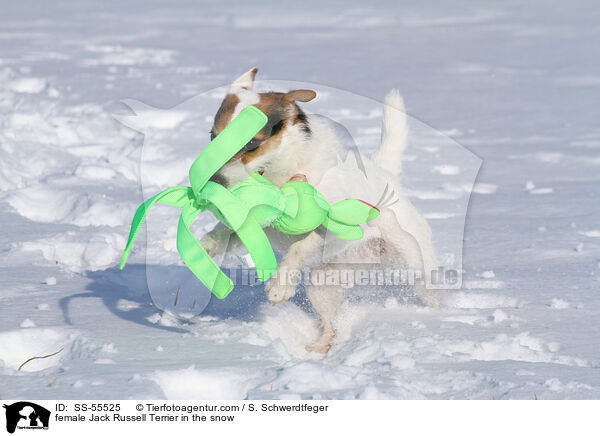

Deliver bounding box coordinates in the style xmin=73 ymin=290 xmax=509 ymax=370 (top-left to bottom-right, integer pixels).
xmin=2 ymin=402 xmax=50 ymax=434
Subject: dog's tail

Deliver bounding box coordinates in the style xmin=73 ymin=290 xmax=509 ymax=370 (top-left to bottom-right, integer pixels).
xmin=372 ymin=89 xmax=408 ymax=176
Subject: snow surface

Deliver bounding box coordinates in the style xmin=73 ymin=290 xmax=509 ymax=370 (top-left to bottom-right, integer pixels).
xmin=1 ymin=0 xmax=599 ymax=400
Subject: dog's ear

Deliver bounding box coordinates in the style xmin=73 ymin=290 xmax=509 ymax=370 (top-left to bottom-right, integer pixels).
xmin=285 ymin=89 xmax=316 ymax=103
xmin=230 ymin=67 xmax=258 ymax=93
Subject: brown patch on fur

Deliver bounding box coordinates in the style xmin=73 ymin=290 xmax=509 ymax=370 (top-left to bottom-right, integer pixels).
xmin=239 ymin=92 xmax=290 ymax=164
xmin=211 ymin=88 xmax=316 ymax=165
xmin=286 ymin=89 xmax=316 ymax=103
xmin=255 ymin=92 xmax=287 ymax=114
xmin=286 ymin=91 xmax=314 ymax=134
xmin=241 ymin=127 xmax=285 ymax=164
xmin=212 ymin=93 xmax=240 ymax=136
xmin=293 ymin=110 xmax=310 ymax=137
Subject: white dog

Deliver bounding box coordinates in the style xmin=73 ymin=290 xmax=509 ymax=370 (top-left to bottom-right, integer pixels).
xmin=202 ymin=68 xmax=437 ymax=353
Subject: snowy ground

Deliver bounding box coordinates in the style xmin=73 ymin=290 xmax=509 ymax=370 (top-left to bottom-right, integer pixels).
xmin=1 ymin=0 xmax=599 ymax=399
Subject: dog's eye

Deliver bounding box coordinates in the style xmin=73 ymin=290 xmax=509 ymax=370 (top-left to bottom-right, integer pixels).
xmin=270 ymin=120 xmax=284 ymax=136
xmin=244 ymin=138 xmax=260 ymax=152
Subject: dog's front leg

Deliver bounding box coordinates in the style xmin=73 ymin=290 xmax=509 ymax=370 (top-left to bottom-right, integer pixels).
xmin=199 ymin=222 xmax=242 ymax=256
xmin=265 ymin=230 xmax=324 ymax=304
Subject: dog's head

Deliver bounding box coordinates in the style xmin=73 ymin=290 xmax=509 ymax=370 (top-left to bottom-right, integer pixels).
xmin=210 ymin=67 xmax=316 ymax=187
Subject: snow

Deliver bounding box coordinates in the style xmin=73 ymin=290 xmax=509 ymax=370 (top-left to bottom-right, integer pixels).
xmin=478 ymin=271 xmax=495 ymax=279
xmin=470 ymin=183 xmax=497 ymax=194
xmin=151 ymin=365 xmax=262 ymax=400
xmin=0 ymin=328 xmax=85 ymax=372
xmin=7 ymin=77 xmax=47 ymax=94
xmin=432 ymin=165 xmax=461 ymax=175
xmin=1 ymin=0 xmax=599 ymax=400
xmin=550 ymin=299 xmax=570 ymax=310
xmin=20 ymin=319 xmax=36 ymax=328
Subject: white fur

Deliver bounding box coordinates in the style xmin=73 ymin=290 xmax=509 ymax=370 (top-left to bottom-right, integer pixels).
xmin=373 ymin=88 xmax=407 ymax=175
xmin=231 ymin=89 xmax=259 ymax=120
xmin=205 ymin=80 xmax=437 ymax=353
xmin=229 ymin=68 xmax=257 ymax=93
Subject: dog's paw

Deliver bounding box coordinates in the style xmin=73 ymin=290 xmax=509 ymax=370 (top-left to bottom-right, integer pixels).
xmin=306 ymin=334 xmax=334 ymax=354
xmin=265 ymin=280 xmax=297 ymax=304
xmin=199 ymin=234 xmax=218 ymax=257
xmin=305 ymin=342 xmax=331 ymax=354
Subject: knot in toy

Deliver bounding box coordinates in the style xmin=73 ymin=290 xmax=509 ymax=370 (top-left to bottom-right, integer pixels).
xmin=120 ymin=106 xmax=380 ymax=299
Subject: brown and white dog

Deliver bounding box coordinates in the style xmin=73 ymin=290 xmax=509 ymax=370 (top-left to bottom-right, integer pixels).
xmin=202 ymin=68 xmax=437 ymax=353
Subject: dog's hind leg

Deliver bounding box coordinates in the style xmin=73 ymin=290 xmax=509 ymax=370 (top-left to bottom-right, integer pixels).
xmin=376 ymin=208 xmax=439 ymax=307
xmin=305 ymin=282 xmax=343 ymax=353
xmin=303 ymin=236 xmax=391 ymax=353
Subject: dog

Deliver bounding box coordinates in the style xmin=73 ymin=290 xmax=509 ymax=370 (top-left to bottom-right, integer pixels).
xmin=201 ymin=68 xmax=437 ymax=353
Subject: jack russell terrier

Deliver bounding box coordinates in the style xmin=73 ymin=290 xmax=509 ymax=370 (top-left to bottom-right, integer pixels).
xmin=201 ymin=68 xmax=437 ymax=353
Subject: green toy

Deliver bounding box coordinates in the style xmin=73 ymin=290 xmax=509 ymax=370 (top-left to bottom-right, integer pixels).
xmin=120 ymin=105 xmax=380 ymax=299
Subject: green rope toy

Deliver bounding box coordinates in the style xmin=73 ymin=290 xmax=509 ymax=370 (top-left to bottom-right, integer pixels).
xmin=120 ymin=105 xmax=380 ymax=299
